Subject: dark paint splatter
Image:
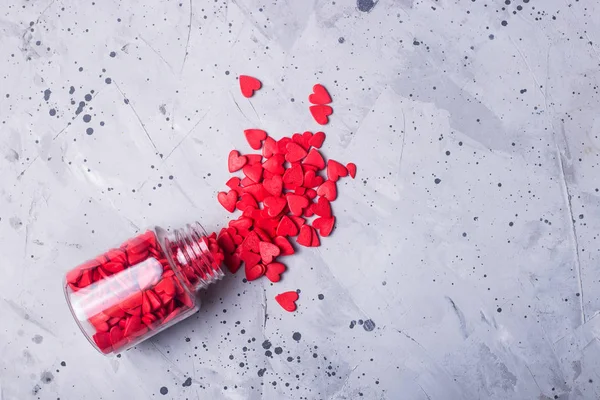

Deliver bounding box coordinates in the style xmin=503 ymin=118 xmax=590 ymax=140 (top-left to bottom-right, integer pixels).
xmin=262 ymin=340 xmax=272 ymax=349
xmin=159 ymin=386 xmax=168 ymax=395
xmin=83 ymin=114 xmax=91 ymax=123
xmin=40 ymin=371 xmax=53 ymax=384
xmin=349 ymin=320 xmax=356 ymax=329
xmin=292 ymin=332 xmax=301 ymax=342
xmin=258 ymin=368 xmax=266 ymax=377
xmin=43 ymin=89 xmax=51 ymax=101
xmin=363 ymin=319 xmax=376 ymax=331
xmin=69 ymin=86 xmax=75 ymax=95
xmin=182 ymin=377 xmax=192 ymax=387
xmin=357 ymin=0 xmax=378 ymax=12
xmin=274 ymin=347 xmax=283 ymax=355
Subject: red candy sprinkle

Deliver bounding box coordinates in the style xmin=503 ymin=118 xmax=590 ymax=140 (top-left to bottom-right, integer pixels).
xmin=309 ymin=105 xmax=333 ymax=125
xmin=244 ymin=129 xmax=267 ymax=150
xmin=228 ymin=150 xmax=247 ymax=172
xmin=239 ymin=75 xmax=262 ymax=98
xmin=308 ymin=84 xmax=332 ymax=105
xmin=275 ymin=291 xmax=299 ymax=312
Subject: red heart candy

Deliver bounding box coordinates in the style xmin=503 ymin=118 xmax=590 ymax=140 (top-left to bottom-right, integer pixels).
xmin=240 ymin=177 xmax=254 ymax=187
xmin=308 ymin=84 xmax=332 ymax=105
xmin=263 ymin=136 xmax=277 ymax=158
xmin=243 ymin=183 xmax=268 ymax=202
xmin=312 ymin=197 xmax=332 ymax=218
xmin=309 ymin=131 xmax=326 ymax=148
xmin=274 ymin=236 xmax=295 ymax=256
xmin=302 ymin=131 xmax=313 ymax=147
xmin=313 ymin=216 xmax=335 ymax=237
xmin=244 ymin=129 xmax=267 ymax=150
xmin=123 ymin=315 xmax=142 ymax=337
xmin=263 ymin=175 xmax=283 ymax=197
xmin=277 ymin=216 xmax=299 ymax=237
xmin=226 ymin=177 xmax=241 ymax=193
xmin=291 ymin=133 xmax=310 ymax=151
xmin=242 ymin=163 xmax=263 ymax=183
xmin=309 ymin=105 xmax=333 ymax=125
xmin=255 ymin=218 xmax=279 ymax=238
xmin=245 ymin=263 xmax=266 ymax=281
xmin=316 ymin=180 xmax=337 ymax=201
xmin=296 ymin=225 xmax=312 ymax=247
xmin=110 ymin=326 xmax=124 ymax=346
xmin=228 ymin=150 xmax=247 ymax=172
xmin=303 ymin=149 xmax=325 ymax=170
xmin=263 ymin=154 xmax=285 ymax=175
xmin=285 ymin=142 xmax=308 ymax=163
xmin=218 ymin=190 xmax=238 ymax=213
xmin=264 ymin=196 xmax=287 ymax=217
xmin=327 ymin=159 xmax=348 ymax=182
xmin=295 ymin=186 xmax=306 ymax=195
xmin=277 ymin=137 xmax=292 ymax=154
xmin=239 ymin=75 xmax=261 ymax=98
xmin=224 ymin=252 xmax=242 ymax=274
xmin=241 ymin=231 xmax=261 ymax=253
xmin=310 ymin=227 xmax=320 ymax=247
xmin=265 ymin=262 xmax=286 ymax=283
xmin=303 ymin=170 xmax=324 ymax=189
xmin=240 ymin=251 xmax=261 ymax=268
xmin=246 ymin=154 xmax=263 ymax=165
xmin=275 ymin=291 xmax=299 ymax=312
xmin=259 ymin=242 xmax=281 ymax=264
xmin=229 ymin=217 xmax=253 ymax=232
xmin=290 ymin=216 xmax=306 ymax=229
xmin=303 ymin=205 xmax=315 ymax=218
xmin=283 ymin=163 xmax=304 ymax=187
xmin=93 ymin=332 xmax=113 ymax=353
xmin=346 ymin=162 xmax=357 ymax=178
xmin=254 ymin=227 xmax=272 ymax=243
xmin=287 ymin=194 xmax=309 ymax=216
xmin=236 ymin=193 xmax=258 ymax=211
xmin=217 ymin=231 xmax=236 ymax=253
xmin=306 ymin=188 xmax=317 ymax=200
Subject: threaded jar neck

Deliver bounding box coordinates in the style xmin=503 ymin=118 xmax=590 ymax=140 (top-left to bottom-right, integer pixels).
xmin=162 ymin=222 xmax=224 ymax=292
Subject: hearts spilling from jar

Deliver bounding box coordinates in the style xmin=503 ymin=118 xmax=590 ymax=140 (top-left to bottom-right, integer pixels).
xmin=66 ymin=231 xmax=225 ymax=353
xmin=215 ymin=78 xmax=356 ymax=312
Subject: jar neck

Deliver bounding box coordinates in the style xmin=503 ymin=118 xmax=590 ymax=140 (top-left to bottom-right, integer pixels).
xmin=160 ymin=222 xmax=224 ymax=292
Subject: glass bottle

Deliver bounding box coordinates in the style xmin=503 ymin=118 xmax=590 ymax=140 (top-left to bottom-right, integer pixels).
xmin=63 ymin=222 xmax=224 ymax=355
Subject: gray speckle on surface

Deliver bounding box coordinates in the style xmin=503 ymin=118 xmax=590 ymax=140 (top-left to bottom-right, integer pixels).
xmin=32 ymin=334 xmax=43 ymax=344
xmin=1 ymin=0 xmax=600 ymax=399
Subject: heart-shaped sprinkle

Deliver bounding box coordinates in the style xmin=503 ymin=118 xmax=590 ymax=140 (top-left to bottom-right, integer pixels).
xmin=236 ymin=193 xmax=258 ymax=211
xmin=246 ymin=154 xmax=263 ymax=165
xmin=310 ymin=227 xmax=320 ymax=247
xmin=224 ymin=252 xmax=242 ymax=273
xmin=276 ymin=216 xmax=298 ymax=237
xmin=283 ymin=163 xmax=304 ymax=187
xmin=254 ymin=227 xmax=272 ymax=243
xmin=217 ymin=231 xmax=236 ymax=253
xmin=265 ymin=262 xmax=286 ymax=282
xmin=241 ymin=231 xmax=261 ymax=253
xmin=346 ymin=162 xmax=357 ymax=178
xmin=295 ymin=186 xmax=306 ymax=195
xmin=218 ymin=190 xmax=238 ymax=213
xmin=308 ymin=84 xmax=332 ymax=105
xmin=263 ymin=154 xmax=285 ymax=175
xmin=239 ymin=75 xmax=262 ymax=98
xmin=228 ymin=150 xmax=247 ymax=172
xmin=259 ymin=242 xmax=281 ymax=264
xmin=316 ymin=180 xmax=337 ymax=201
xmin=275 ymin=291 xmax=299 ymax=312
xmin=312 ymin=197 xmax=332 ymax=218
xmin=296 ymin=225 xmax=312 ymax=247
xmin=226 ymin=177 xmax=242 ymax=193
xmin=309 ymin=105 xmax=333 ymax=125
xmin=240 ymin=251 xmax=261 ymax=268
xmin=303 ymin=149 xmax=326 ymax=170
xmin=309 ymin=131 xmax=326 ymax=148
xmin=287 ymin=194 xmax=309 ymax=216
xmin=327 ymin=159 xmax=348 ymax=182
xmin=312 ymin=216 xmax=335 ymax=237
xmin=244 ymin=129 xmax=267 ymax=150
xmin=242 ymin=163 xmax=263 ymax=183
xmin=274 ymin=236 xmax=295 ymax=256
xmin=303 ymin=170 xmax=324 ymax=188
xmin=285 ymin=142 xmax=308 ymax=163
xmin=264 ymin=196 xmax=287 ymax=217
xmin=245 ymin=263 xmax=266 ymax=281
xmin=263 ymin=175 xmax=283 ymax=197
xmin=263 ymin=136 xmax=278 ymax=158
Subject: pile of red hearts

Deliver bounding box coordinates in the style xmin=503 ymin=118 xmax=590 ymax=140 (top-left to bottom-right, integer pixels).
xmin=216 ymin=77 xmax=356 ymax=311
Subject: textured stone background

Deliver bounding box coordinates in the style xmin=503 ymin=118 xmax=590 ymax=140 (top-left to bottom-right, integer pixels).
xmin=1 ymin=0 xmax=600 ymax=399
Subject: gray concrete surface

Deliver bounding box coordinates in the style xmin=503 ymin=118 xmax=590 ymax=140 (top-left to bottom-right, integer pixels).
xmin=1 ymin=0 xmax=600 ymax=399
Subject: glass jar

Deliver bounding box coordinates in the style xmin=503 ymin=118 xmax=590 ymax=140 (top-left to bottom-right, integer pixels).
xmin=63 ymin=222 xmax=225 ymax=355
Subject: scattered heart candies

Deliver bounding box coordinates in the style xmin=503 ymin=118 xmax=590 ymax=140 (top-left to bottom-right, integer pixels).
xmin=216 ymin=77 xmax=356 ymax=311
